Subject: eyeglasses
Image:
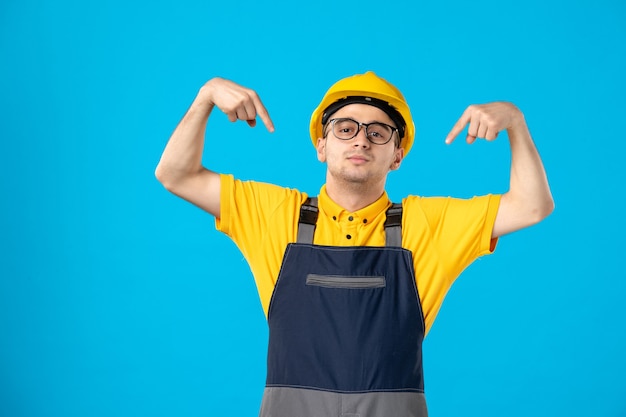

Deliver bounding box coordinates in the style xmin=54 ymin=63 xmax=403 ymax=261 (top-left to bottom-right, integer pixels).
xmin=325 ymin=118 xmax=398 ymax=145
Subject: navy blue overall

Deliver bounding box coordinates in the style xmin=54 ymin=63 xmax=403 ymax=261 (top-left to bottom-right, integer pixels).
xmin=259 ymin=198 xmax=428 ymax=417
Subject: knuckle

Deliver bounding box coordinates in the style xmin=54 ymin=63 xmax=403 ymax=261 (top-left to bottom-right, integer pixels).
xmin=466 ymin=104 xmax=481 ymax=114
xmin=221 ymin=103 xmax=237 ymax=113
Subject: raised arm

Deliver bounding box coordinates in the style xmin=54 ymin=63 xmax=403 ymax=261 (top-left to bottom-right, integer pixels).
xmin=155 ymin=78 xmax=274 ymax=218
xmin=445 ymin=102 xmax=554 ymax=238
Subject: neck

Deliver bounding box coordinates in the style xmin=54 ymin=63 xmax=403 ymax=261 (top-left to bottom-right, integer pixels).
xmin=324 ymin=177 xmax=386 ymax=212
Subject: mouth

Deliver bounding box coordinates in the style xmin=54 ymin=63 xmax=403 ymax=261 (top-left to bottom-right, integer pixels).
xmin=347 ymin=153 xmax=370 ymax=164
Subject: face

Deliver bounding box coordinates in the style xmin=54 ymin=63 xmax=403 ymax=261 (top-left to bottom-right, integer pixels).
xmin=316 ymin=103 xmax=404 ymax=188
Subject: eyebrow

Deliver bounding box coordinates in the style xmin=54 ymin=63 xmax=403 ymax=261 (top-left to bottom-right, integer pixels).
xmin=334 ymin=117 xmax=397 ymax=128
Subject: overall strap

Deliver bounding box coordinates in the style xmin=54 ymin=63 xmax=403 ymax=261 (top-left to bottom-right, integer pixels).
xmin=297 ymin=197 xmax=403 ymax=246
xmin=384 ymin=203 xmax=403 ymax=247
xmin=296 ymin=197 xmax=319 ymax=244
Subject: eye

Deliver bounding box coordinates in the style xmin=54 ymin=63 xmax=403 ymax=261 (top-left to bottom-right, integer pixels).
xmin=367 ymin=123 xmax=391 ymax=140
xmin=334 ymin=119 xmax=358 ymax=137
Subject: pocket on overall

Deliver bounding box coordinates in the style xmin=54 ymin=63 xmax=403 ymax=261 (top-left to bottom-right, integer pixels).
xmin=305 ymin=274 xmax=386 ymax=289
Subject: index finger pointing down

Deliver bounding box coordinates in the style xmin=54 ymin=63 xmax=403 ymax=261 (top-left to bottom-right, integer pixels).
xmin=252 ymin=95 xmax=275 ymax=133
xmin=445 ymin=110 xmax=471 ymax=144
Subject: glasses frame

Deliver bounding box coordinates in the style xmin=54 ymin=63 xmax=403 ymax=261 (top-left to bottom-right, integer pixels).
xmin=324 ymin=117 xmax=399 ymax=146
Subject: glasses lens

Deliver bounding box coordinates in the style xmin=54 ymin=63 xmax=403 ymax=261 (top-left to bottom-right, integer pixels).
xmin=366 ymin=123 xmax=393 ymax=144
xmin=333 ymin=119 xmax=359 ymax=140
xmin=331 ymin=118 xmax=394 ymax=144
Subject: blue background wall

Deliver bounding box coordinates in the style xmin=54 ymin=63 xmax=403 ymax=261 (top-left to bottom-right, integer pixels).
xmin=1 ymin=0 xmax=625 ymax=416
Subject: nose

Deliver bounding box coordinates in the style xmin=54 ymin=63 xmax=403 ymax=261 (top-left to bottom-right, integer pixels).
xmin=353 ymin=124 xmax=370 ymax=147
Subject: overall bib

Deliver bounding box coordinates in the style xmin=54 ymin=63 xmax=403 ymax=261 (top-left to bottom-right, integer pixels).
xmin=260 ymin=199 xmax=428 ymax=417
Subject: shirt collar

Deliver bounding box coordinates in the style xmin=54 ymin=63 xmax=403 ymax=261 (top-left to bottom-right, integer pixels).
xmin=318 ymin=185 xmax=391 ymax=223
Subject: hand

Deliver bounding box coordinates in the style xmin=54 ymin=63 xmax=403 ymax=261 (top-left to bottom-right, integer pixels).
xmin=201 ymin=77 xmax=275 ymax=132
xmin=445 ymin=102 xmax=524 ymax=144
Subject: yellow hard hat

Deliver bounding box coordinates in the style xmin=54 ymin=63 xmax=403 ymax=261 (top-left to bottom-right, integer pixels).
xmin=310 ymin=71 xmax=415 ymax=156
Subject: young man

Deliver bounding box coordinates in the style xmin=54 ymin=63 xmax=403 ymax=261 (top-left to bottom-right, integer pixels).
xmin=156 ymin=72 xmax=554 ymax=417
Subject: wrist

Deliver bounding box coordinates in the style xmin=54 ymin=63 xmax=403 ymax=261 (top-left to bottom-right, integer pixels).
xmin=506 ymin=105 xmax=527 ymax=133
xmin=195 ymin=83 xmax=217 ymax=113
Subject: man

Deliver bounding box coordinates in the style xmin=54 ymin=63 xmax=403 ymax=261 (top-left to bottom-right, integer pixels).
xmin=155 ymin=72 xmax=554 ymax=417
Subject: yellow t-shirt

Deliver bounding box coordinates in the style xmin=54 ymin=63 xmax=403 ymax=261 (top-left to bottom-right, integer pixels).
xmin=216 ymin=174 xmax=500 ymax=335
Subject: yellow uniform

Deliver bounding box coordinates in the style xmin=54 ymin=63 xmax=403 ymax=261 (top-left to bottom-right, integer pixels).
xmin=216 ymin=173 xmax=500 ymax=335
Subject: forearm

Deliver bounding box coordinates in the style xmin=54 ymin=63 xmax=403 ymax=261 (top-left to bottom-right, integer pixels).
xmin=495 ymin=119 xmax=554 ymax=236
xmin=155 ymin=87 xmax=215 ymax=189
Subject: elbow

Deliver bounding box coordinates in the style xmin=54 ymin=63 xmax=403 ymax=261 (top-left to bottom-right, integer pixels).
xmin=540 ymin=192 xmax=555 ymax=219
xmin=154 ymin=164 xmax=167 ymax=187
xmin=154 ymin=163 xmax=177 ymax=192
xmin=544 ymin=197 xmax=555 ymax=218
xmin=530 ymin=196 xmax=555 ymax=225
xmin=495 ymin=193 xmax=554 ymax=237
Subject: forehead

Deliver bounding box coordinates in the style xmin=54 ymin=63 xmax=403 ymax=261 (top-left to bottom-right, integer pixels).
xmin=331 ymin=103 xmax=395 ymax=126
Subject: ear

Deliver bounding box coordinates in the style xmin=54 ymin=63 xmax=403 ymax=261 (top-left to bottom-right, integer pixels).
xmin=316 ymin=137 xmax=326 ymax=163
xmin=389 ymin=147 xmax=405 ymax=171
